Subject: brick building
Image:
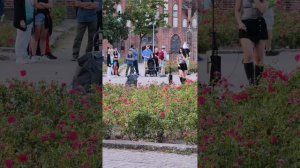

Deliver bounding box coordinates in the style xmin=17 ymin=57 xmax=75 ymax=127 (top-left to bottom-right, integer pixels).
xmin=199 ymin=0 xmax=300 ymax=10
xmin=103 ymin=0 xmax=199 ymax=61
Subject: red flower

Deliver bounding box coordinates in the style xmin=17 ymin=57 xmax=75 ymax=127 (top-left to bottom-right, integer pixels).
xmin=245 ymin=139 xmax=255 ymax=148
xmin=202 ymin=9 xmax=208 ymax=15
xmin=20 ymin=70 xmax=27 ymax=77
xmin=69 ymin=113 xmax=77 ymax=121
xmin=87 ymin=147 xmax=96 ymax=156
xmin=233 ymin=92 xmax=249 ymax=103
xmin=72 ymin=140 xmax=83 ymax=149
xmin=49 ymin=132 xmax=56 ymax=140
xmin=199 ymin=143 xmax=207 ymax=152
xmin=160 ymin=112 xmax=165 ymax=119
xmin=65 ymin=152 xmax=75 ymax=160
xmin=268 ymin=83 xmax=276 ymax=93
xmin=18 ymin=154 xmax=28 ymax=164
xmin=66 ymin=131 xmax=78 ymax=141
xmin=5 ymin=159 xmax=14 ymax=168
xmin=198 ymin=96 xmax=206 ymax=106
xmin=7 ymin=116 xmax=16 ymax=124
xmin=295 ymin=54 xmax=300 ymax=62
xmin=271 ymin=136 xmax=279 ymax=145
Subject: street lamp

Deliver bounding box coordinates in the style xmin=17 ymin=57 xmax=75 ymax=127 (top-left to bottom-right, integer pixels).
xmin=126 ymin=20 xmax=132 ymax=47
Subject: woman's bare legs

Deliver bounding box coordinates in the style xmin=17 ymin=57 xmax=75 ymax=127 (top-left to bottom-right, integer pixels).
xmin=31 ymin=25 xmax=42 ymax=57
xmin=253 ymin=40 xmax=267 ymax=84
xmin=240 ymin=38 xmax=255 ymax=85
xmin=39 ymin=27 xmax=49 ymax=56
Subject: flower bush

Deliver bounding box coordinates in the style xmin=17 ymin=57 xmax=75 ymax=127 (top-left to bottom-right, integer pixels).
xmin=198 ymin=63 xmax=300 ymax=167
xmin=0 ymin=24 xmax=16 ymax=47
xmin=0 ymin=80 xmax=102 ymax=167
xmin=103 ymin=82 xmax=197 ymax=144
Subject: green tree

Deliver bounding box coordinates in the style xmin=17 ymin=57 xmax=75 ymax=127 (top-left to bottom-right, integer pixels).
xmin=125 ymin=0 xmax=168 ymax=61
xmin=103 ymin=0 xmax=129 ymax=46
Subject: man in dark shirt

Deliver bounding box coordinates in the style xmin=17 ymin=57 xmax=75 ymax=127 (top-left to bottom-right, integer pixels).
xmin=72 ymin=0 xmax=99 ymax=61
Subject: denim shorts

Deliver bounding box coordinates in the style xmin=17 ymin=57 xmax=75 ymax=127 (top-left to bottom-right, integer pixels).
xmin=159 ymin=60 xmax=166 ymax=68
xmin=35 ymin=13 xmax=45 ymax=26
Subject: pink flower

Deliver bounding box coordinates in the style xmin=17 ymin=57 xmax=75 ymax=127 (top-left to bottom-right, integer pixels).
xmin=160 ymin=112 xmax=165 ymax=119
xmin=271 ymin=136 xmax=279 ymax=145
xmin=69 ymin=113 xmax=77 ymax=121
xmin=72 ymin=140 xmax=83 ymax=149
xmin=18 ymin=154 xmax=28 ymax=164
xmin=233 ymin=92 xmax=249 ymax=103
xmin=66 ymin=131 xmax=78 ymax=141
xmin=20 ymin=70 xmax=27 ymax=77
xmin=295 ymin=54 xmax=300 ymax=62
xmin=5 ymin=159 xmax=14 ymax=168
xmin=199 ymin=143 xmax=207 ymax=152
xmin=198 ymin=96 xmax=206 ymax=106
xmin=87 ymin=147 xmax=96 ymax=156
xmin=65 ymin=152 xmax=75 ymax=160
xmin=7 ymin=116 xmax=16 ymax=124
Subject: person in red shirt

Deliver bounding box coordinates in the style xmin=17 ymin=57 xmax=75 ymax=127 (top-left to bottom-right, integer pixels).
xmin=158 ymin=45 xmax=167 ymax=77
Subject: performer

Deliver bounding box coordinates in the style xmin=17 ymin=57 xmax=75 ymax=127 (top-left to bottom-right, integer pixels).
xmin=235 ymin=0 xmax=268 ymax=85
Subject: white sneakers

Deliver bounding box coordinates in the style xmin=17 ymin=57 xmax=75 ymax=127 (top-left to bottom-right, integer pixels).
xmin=15 ymin=58 xmax=37 ymax=64
xmin=31 ymin=55 xmax=52 ymax=62
xmin=16 ymin=55 xmax=52 ymax=64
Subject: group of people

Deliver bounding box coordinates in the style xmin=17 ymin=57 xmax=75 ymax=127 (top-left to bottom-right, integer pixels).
xmin=13 ymin=0 xmax=101 ymax=64
xmin=13 ymin=0 xmax=57 ymax=64
xmin=235 ymin=0 xmax=279 ymax=85
xmin=106 ymin=47 xmax=121 ymax=77
xmin=105 ymin=42 xmax=191 ymax=84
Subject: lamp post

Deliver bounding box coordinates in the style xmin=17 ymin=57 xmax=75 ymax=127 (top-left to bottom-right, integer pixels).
xmin=209 ymin=0 xmax=221 ymax=86
xmin=126 ymin=20 xmax=132 ymax=48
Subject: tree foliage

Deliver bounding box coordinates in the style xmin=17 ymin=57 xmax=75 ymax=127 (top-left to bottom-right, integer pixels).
xmin=125 ymin=0 xmax=168 ymax=39
xmin=103 ymin=0 xmax=129 ymax=45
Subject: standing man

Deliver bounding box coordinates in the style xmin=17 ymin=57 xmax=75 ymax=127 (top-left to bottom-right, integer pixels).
xmin=141 ymin=45 xmax=152 ymax=76
xmin=72 ymin=0 xmax=99 ymax=61
xmin=158 ymin=45 xmax=167 ymax=77
xmin=130 ymin=45 xmax=139 ymax=75
xmin=14 ymin=0 xmax=36 ymax=64
xmin=264 ymin=0 xmax=279 ymax=56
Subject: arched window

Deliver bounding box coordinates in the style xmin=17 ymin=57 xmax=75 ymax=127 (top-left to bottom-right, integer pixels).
xmin=173 ymin=4 xmax=178 ymax=27
xmin=182 ymin=19 xmax=187 ymax=28
xmin=163 ymin=0 xmax=168 ymax=25
xmin=117 ymin=4 xmax=122 ymax=14
xmin=171 ymin=34 xmax=181 ymax=54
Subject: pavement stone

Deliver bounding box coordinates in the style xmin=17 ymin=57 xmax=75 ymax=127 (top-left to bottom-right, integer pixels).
xmin=103 ymin=140 xmax=197 ymax=154
xmin=103 ymin=148 xmax=197 ymax=168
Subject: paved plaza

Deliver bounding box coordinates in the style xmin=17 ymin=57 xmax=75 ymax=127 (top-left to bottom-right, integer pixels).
xmin=103 ymin=148 xmax=197 ymax=168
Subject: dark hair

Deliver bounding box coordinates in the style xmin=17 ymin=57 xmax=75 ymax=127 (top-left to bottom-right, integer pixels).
xmin=179 ymin=48 xmax=187 ymax=57
xmin=130 ymin=45 xmax=134 ymax=48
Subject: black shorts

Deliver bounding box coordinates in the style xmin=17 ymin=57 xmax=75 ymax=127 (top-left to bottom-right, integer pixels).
xmin=239 ymin=17 xmax=268 ymax=44
xmin=178 ymin=63 xmax=187 ymax=71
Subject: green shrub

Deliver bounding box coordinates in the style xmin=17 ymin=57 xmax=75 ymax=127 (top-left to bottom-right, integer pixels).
xmin=198 ymin=64 xmax=300 ymax=167
xmin=51 ymin=6 xmax=66 ymax=26
xmin=103 ymin=81 xmax=197 ymax=144
xmin=0 ymin=80 xmax=102 ymax=167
